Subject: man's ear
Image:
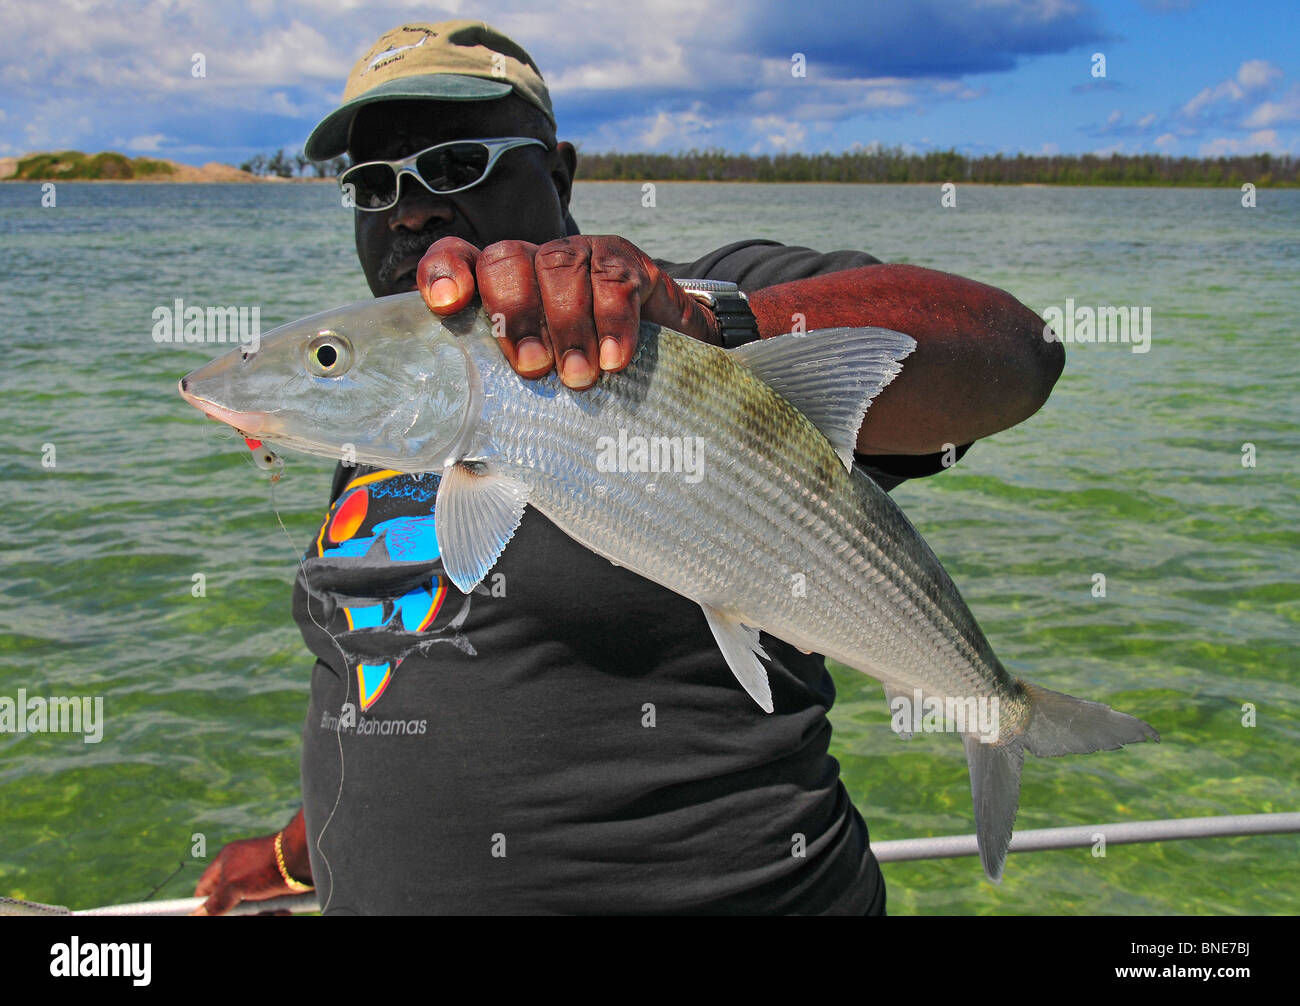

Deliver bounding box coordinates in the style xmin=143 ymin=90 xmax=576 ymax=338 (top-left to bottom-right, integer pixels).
xmin=550 ymin=141 xmax=577 ymax=212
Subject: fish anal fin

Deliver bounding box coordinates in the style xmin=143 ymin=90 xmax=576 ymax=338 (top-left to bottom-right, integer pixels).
xmin=699 ymin=604 xmax=773 ymax=713
xmin=434 ymin=463 xmax=530 ymax=594
xmin=730 ymin=327 xmax=916 ymax=469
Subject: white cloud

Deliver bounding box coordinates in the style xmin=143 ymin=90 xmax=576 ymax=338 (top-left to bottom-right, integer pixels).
xmin=751 ymin=115 xmax=807 ymax=149
xmin=1243 ymin=84 xmax=1300 ymax=128
xmin=125 ymin=134 xmax=166 ymax=152
xmin=1181 ymin=60 xmax=1284 ymax=120
xmin=1136 ymin=112 xmax=1156 ymax=129
xmin=1236 ymin=59 xmax=1283 ymax=90
xmin=1153 ymin=132 xmax=1177 ymax=149
xmin=636 ymin=104 xmax=715 ymax=148
xmin=1106 ymin=109 xmax=1122 ymax=125
xmin=1181 ymin=80 xmax=1244 ymax=119
xmin=1199 ymin=129 xmax=1281 ymax=157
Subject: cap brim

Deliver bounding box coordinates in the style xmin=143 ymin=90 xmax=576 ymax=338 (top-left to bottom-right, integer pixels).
xmin=304 ymin=74 xmax=515 ymax=161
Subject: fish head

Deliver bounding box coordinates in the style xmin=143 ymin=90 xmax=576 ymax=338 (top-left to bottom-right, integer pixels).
xmin=179 ymin=292 xmax=475 ymax=472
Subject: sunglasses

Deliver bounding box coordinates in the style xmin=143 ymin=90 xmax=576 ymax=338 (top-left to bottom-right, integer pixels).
xmin=339 ymin=137 xmax=549 ymax=211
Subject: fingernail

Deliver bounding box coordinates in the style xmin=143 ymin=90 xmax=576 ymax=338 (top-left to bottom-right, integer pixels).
xmin=429 ymin=277 xmax=459 ymax=308
xmin=599 ymin=338 xmax=621 ymax=370
xmin=560 ymin=349 xmax=595 ymax=387
xmin=517 ymin=338 xmax=551 ymax=372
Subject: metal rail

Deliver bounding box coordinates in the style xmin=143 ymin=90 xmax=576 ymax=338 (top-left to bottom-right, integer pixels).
xmin=872 ymin=811 xmax=1300 ymax=863
xmin=4 ymin=812 xmax=1295 ymax=915
xmin=75 ymin=894 xmax=320 ymax=916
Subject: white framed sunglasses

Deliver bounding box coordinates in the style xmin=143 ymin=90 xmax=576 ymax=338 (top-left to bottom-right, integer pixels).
xmin=340 ymin=137 xmax=549 ymax=211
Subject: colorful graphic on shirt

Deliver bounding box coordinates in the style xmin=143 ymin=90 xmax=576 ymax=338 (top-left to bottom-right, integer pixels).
xmin=308 ymin=468 xmax=473 ymax=711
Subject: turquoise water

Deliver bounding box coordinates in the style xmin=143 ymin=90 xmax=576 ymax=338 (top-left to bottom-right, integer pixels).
xmin=1 ymin=182 xmax=1296 ymax=914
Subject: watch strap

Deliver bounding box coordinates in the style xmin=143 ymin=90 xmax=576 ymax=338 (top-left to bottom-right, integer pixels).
xmin=674 ymin=279 xmax=762 ymax=348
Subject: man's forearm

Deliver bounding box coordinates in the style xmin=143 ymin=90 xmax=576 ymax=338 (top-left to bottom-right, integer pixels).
xmin=747 ymin=264 xmax=1064 ymax=455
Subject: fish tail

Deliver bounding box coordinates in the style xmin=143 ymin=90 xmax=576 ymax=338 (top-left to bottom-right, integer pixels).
xmin=963 ymin=681 xmax=1159 ymax=883
xmin=1021 ymin=680 xmax=1160 ymax=759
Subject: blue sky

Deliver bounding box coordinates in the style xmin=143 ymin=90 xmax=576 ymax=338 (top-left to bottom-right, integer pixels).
xmin=2 ymin=0 xmax=1297 ymax=165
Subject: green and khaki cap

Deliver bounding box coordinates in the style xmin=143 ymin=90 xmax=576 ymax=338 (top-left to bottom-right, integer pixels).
xmin=305 ymin=20 xmax=555 ymax=161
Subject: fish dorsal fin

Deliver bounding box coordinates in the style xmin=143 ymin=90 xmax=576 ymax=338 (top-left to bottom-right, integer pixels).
xmin=699 ymin=604 xmax=774 ymax=713
xmin=730 ymin=327 xmax=917 ymax=470
xmin=434 ymin=462 xmax=531 ymax=594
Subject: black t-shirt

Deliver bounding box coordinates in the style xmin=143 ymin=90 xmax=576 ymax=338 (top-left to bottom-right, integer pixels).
xmin=294 ymin=239 xmax=970 ymax=914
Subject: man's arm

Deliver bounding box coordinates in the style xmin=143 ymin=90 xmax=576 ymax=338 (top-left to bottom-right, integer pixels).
xmin=746 ymin=264 xmax=1064 ymax=455
xmin=191 ymin=807 xmax=312 ymax=915
xmin=417 ymin=236 xmax=1063 ymax=454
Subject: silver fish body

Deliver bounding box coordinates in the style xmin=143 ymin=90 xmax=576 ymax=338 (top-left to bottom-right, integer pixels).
xmin=460 ymin=315 xmax=1021 ymax=715
xmin=180 ymin=293 xmax=1158 ymax=881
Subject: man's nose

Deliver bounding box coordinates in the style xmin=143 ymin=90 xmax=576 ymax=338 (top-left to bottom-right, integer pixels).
xmin=389 ymin=173 xmax=454 ymax=232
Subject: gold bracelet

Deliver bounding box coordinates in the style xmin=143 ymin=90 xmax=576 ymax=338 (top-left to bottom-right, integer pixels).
xmin=274 ymin=830 xmax=314 ymax=892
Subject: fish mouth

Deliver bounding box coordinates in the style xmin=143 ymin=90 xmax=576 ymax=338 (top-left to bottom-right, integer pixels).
xmin=179 ymin=380 xmax=268 ymax=437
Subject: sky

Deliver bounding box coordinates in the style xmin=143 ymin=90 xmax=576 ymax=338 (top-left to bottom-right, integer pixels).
xmin=1 ymin=0 xmax=1297 ymax=165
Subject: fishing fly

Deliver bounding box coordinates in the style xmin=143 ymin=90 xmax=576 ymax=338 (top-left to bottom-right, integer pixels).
xmin=244 ymin=436 xmax=284 ymax=483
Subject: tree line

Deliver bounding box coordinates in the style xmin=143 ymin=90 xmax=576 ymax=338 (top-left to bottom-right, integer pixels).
xmin=574 ymin=147 xmax=1296 ymax=186
xmin=238 ymin=148 xmax=347 ymax=178
xmin=233 ymin=145 xmax=1297 ymax=186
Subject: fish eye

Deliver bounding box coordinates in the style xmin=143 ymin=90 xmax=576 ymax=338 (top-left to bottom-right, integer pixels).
xmin=306 ymin=331 xmax=353 ymax=377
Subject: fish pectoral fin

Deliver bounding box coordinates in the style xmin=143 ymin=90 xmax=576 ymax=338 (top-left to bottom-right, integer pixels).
xmin=699 ymin=604 xmax=774 ymax=713
xmin=434 ymin=462 xmax=531 ymax=594
xmin=882 ymin=682 xmax=915 ymax=740
xmin=729 ymin=326 xmax=917 ymax=469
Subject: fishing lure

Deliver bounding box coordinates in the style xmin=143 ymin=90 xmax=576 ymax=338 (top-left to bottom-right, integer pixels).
xmin=244 ymin=436 xmax=284 ymax=483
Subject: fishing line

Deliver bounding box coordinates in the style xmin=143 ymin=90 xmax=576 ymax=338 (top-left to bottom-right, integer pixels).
xmin=140 ymin=860 xmax=188 ymax=902
xmin=268 ymin=472 xmax=350 ymax=916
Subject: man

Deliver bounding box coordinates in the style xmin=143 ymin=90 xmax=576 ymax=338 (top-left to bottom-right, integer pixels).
xmin=195 ymin=20 xmax=1061 ymax=915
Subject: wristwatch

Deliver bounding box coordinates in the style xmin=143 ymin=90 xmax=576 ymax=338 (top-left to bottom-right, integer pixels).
xmin=674 ymin=279 xmax=761 ymax=348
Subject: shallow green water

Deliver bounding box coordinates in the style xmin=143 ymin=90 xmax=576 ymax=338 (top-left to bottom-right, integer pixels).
xmin=1 ymin=182 xmax=1296 ymax=914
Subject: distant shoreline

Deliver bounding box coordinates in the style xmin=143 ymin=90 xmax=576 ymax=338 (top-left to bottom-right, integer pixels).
xmin=0 ymin=175 xmax=334 ymax=184
xmin=4 ymin=148 xmax=1295 ymax=187
xmin=6 ymin=177 xmax=1296 ymax=188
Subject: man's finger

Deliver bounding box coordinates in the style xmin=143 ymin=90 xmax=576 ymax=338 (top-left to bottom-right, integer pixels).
xmin=536 ymin=239 xmax=599 ymax=389
xmin=589 ymin=250 xmax=644 ymax=373
xmin=640 ymin=271 xmax=724 ymax=347
xmin=476 ymin=240 xmax=551 ymax=377
xmin=192 ymin=860 xmax=220 ymax=899
xmin=191 ymin=886 xmax=240 ymax=917
xmin=417 ymin=237 xmax=480 ymax=315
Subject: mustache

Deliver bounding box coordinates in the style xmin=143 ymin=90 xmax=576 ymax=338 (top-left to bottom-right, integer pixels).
xmin=377 ymin=229 xmax=468 ymax=286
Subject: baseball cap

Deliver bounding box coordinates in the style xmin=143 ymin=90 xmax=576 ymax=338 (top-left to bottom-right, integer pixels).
xmin=305 ymin=20 xmax=556 ymax=161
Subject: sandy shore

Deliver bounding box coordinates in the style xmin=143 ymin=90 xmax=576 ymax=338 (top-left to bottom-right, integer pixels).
xmin=0 ymin=154 xmax=334 ymax=183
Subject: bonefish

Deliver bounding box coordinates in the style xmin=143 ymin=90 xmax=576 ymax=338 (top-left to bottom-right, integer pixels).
xmin=179 ymin=293 xmax=1158 ymax=881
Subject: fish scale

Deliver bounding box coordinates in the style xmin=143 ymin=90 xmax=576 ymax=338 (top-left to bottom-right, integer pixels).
xmin=180 ymin=293 xmax=1159 ymax=881
xmin=464 ymin=319 xmax=1021 ymax=709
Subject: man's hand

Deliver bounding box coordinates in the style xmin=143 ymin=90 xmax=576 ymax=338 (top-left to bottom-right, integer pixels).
xmin=191 ymin=811 xmax=312 ymax=916
xmin=416 ymin=235 xmax=722 ymax=389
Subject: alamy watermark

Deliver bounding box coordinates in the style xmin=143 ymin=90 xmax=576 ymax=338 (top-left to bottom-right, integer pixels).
xmin=595 ymin=429 xmax=706 ymax=484
xmin=889 ymin=688 xmax=1001 ymax=743
xmin=1042 ymin=298 xmax=1151 ymax=354
xmin=0 ymin=688 xmax=103 ymax=743
xmin=50 ymin=938 xmax=150 ymax=985
xmin=152 ymin=298 xmax=261 ymax=351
